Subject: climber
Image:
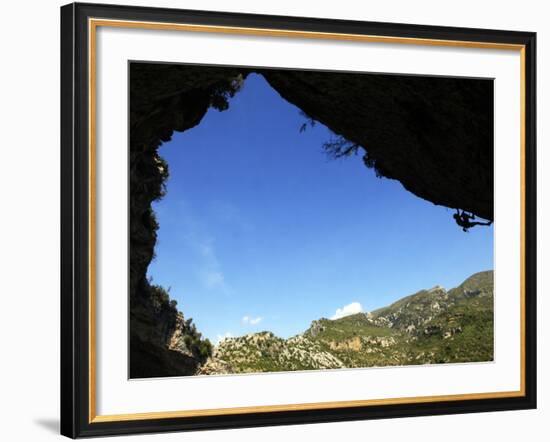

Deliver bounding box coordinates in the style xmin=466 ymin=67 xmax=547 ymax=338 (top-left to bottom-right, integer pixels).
xmin=453 ymin=209 xmax=492 ymax=232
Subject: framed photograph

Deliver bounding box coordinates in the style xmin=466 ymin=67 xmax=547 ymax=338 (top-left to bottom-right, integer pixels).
xmin=60 ymin=2 xmax=537 ymax=438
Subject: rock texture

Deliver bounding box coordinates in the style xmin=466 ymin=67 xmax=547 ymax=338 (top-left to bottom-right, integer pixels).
xmin=199 ymin=332 xmax=345 ymax=374
xmin=130 ymin=285 xmax=212 ymax=378
xmin=129 ymin=63 xmax=494 ymax=377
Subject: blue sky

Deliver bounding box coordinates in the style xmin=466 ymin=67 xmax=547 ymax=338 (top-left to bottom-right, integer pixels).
xmin=147 ymin=73 xmax=493 ymax=343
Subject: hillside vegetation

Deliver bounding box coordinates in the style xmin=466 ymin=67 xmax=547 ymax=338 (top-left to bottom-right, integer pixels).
xmin=199 ymin=271 xmax=494 ymax=375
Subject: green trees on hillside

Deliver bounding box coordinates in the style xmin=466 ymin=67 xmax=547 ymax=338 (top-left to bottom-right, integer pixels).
xmin=149 ymin=284 xmax=213 ymax=363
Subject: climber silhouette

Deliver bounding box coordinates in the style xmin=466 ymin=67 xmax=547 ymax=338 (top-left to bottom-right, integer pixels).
xmin=453 ymin=209 xmax=492 ymax=232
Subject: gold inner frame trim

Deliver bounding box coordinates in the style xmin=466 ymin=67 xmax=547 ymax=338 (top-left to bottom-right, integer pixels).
xmin=88 ymin=17 xmax=527 ymax=424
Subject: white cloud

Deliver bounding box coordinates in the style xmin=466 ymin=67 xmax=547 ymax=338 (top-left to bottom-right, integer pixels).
xmin=215 ymin=332 xmax=233 ymax=345
xmin=242 ymin=315 xmax=262 ymax=325
xmin=330 ymin=302 xmax=363 ymax=320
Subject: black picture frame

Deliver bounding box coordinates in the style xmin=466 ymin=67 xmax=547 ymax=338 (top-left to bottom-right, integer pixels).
xmin=60 ymin=2 xmax=537 ymax=438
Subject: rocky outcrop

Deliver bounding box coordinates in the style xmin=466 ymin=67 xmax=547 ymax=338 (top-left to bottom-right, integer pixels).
xmin=328 ymin=335 xmax=397 ymax=352
xmin=129 ymin=63 xmax=494 ymax=377
xmin=367 ymin=270 xmax=493 ymax=338
xmin=307 ymin=319 xmax=326 ymax=338
xmin=130 ymin=284 xmax=213 ymax=378
xmin=368 ymin=285 xmax=452 ymax=331
xmin=200 ymin=332 xmax=345 ymax=375
xmin=130 ymin=297 xmax=200 ymax=378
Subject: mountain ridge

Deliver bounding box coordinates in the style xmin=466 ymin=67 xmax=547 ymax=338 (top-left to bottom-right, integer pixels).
xmin=200 ymin=270 xmax=494 ymax=375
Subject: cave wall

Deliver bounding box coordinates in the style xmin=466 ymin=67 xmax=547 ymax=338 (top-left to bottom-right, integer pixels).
xmin=130 ymin=63 xmax=247 ymax=302
xmin=129 ymin=63 xmax=246 ymax=377
xmin=261 ymin=69 xmax=493 ymax=221
xmin=129 ymin=63 xmax=493 ymax=377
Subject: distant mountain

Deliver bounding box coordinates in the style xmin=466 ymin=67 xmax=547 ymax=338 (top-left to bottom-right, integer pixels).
xmin=199 ymin=271 xmax=494 ymax=375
